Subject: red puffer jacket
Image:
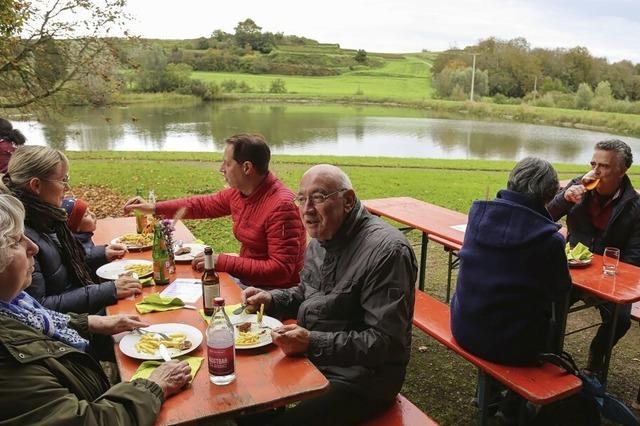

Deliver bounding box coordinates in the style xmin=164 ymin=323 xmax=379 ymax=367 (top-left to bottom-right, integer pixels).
xmin=155 ymin=173 xmax=305 ymax=288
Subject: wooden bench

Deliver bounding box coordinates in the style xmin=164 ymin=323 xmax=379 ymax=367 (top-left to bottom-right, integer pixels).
xmin=632 ymin=302 xmax=640 ymax=322
xmin=360 ymin=394 xmax=438 ymax=426
xmin=428 ymin=234 xmax=462 ymax=303
xmin=412 ymin=290 xmax=582 ymax=425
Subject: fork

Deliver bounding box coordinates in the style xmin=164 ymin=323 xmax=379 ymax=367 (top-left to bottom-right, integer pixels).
xmin=134 ymin=328 xmax=170 ymax=340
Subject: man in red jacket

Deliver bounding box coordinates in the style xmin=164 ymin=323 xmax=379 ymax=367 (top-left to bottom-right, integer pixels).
xmin=124 ymin=133 xmax=306 ymax=289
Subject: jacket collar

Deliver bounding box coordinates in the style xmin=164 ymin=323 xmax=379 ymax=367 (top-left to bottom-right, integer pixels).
xmin=242 ymin=172 xmax=277 ymax=204
xmin=319 ymin=199 xmax=365 ymax=252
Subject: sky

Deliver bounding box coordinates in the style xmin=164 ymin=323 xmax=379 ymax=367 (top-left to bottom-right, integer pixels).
xmin=124 ymin=0 xmax=640 ymax=63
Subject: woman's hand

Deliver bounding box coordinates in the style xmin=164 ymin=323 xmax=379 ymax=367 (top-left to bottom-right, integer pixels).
xmin=123 ymin=196 xmax=155 ymax=216
xmin=105 ymin=243 xmax=127 ymax=261
xmin=241 ymin=287 xmax=272 ymax=313
xmin=115 ymin=275 xmax=142 ymax=299
xmin=147 ymin=360 xmax=192 ymax=398
xmin=88 ymin=314 xmax=147 ymax=335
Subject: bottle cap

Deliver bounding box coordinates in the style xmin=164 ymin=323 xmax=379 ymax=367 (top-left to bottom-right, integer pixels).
xmin=214 ymin=297 xmax=225 ymax=306
xmin=204 ymin=246 xmax=213 ymax=255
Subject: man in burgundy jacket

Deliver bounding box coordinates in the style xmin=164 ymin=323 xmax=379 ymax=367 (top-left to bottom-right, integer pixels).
xmin=124 ymin=133 xmax=306 ymax=289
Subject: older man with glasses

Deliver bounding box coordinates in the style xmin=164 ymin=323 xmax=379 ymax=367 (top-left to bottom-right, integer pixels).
xmin=239 ymin=164 xmax=417 ymax=426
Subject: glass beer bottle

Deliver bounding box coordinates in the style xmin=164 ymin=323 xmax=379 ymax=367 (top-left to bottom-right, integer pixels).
xmin=201 ymin=247 xmax=220 ymax=316
xmin=134 ymin=188 xmax=147 ymax=234
xmin=207 ymin=297 xmax=236 ymax=385
xmin=152 ymin=223 xmax=170 ymax=285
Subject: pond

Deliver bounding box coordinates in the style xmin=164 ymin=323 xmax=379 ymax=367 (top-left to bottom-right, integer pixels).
xmin=13 ymin=102 xmax=640 ymax=164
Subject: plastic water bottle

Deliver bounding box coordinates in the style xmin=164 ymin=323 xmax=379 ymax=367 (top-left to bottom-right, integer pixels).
xmin=207 ymin=297 xmax=235 ymax=385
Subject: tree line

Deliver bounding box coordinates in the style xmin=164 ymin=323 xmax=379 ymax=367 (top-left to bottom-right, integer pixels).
xmin=432 ymin=37 xmax=640 ymax=104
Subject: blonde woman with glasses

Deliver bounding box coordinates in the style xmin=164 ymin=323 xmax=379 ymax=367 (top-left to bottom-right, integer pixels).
xmin=1 ymin=146 xmax=141 ymax=314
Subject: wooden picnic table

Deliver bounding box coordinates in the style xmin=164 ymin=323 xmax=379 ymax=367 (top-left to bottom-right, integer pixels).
xmin=94 ymin=217 xmax=329 ymax=425
xmin=363 ymin=196 xmax=640 ymax=388
xmin=363 ymin=197 xmax=467 ymax=291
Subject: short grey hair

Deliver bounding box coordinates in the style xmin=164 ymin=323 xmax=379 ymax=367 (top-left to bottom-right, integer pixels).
xmin=0 ymin=194 xmax=26 ymax=273
xmin=507 ymin=157 xmax=559 ymax=205
xmin=595 ymin=139 xmax=633 ymax=170
xmin=303 ymin=164 xmax=353 ymax=190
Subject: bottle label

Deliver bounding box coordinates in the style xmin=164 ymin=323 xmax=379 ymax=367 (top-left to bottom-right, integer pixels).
xmin=203 ymin=284 xmax=220 ymax=308
xmin=153 ymin=260 xmax=169 ymax=284
xmin=208 ymin=345 xmax=235 ymax=376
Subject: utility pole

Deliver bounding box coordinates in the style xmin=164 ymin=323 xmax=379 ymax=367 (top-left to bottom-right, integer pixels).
xmin=533 ymin=75 xmax=538 ymax=102
xmin=470 ymin=53 xmax=477 ymax=102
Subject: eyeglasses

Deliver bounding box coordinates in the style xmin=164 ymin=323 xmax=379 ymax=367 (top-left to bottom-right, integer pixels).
xmin=294 ymin=189 xmax=346 ymax=206
xmin=41 ymin=175 xmax=70 ymax=189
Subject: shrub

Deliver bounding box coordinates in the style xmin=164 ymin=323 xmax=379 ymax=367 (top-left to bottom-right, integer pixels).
xmin=269 ymin=78 xmax=287 ymax=93
xmin=221 ymin=79 xmax=238 ymax=92
xmin=575 ymin=83 xmax=594 ymax=109
xmin=237 ymin=81 xmax=252 ymax=93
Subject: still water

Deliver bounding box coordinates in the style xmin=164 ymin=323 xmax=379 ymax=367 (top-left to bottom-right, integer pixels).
xmin=14 ymin=102 xmax=640 ymax=164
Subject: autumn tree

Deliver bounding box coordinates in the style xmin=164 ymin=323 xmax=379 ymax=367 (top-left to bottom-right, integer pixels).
xmin=0 ymin=0 xmax=130 ymax=111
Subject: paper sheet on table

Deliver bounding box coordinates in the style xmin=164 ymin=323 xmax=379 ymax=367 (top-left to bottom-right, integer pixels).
xmin=450 ymin=224 xmax=467 ymax=233
xmin=159 ymin=278 xmax=202 ymax=303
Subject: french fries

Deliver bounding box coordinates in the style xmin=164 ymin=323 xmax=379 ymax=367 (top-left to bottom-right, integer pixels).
xmin=118 ymin=233 xmax=153 ymax=247
xmin=124 ymin=263 xmax=153 ymax=276
xmin=135 ymin=332 xmax=192 ymax=355
xmin=236 ymin=330 xmax=260 ymax=346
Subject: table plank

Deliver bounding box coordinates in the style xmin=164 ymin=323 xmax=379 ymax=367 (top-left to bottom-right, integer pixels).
xmin=99 ymin=217 xmax=329 ymax=425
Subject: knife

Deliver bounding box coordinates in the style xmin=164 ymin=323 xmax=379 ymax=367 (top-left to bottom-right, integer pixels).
xmin=232 ymin=303 xmax=247 ymax=315
xmin=158 ymin=344 xmax=172 ymax=362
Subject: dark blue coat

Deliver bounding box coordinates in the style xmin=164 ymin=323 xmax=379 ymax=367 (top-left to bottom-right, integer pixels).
xmin=451 ymin=190 xmax=572 ymax=365
xmin=74 ymin=232 xmax=108 ymax=271
xmin=25 ymin=226 xmax=116 ymax=314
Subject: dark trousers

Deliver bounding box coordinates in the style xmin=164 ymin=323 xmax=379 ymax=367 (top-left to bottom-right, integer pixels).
xmin=587 ymin=301 xmax=632 ymax=372
xmin=237 ymin=381 xmax=393 ymax=426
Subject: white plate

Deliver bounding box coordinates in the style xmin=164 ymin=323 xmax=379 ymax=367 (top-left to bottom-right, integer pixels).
xmin=96 ymin=259 xmax=153 ymax=280
xmin=174 ymin=243 xmax=207 ymax=262
xmin=119 ymin=323 xmax=203 ymax=360
xmin=110 ymin=233 xmax=153 ymax=250
xmin=231 ymin=314 xmax=283 ymax=349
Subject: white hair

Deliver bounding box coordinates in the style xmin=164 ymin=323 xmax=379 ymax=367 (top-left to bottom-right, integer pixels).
xmin=0 ymin=194 xmax=25 ymax=273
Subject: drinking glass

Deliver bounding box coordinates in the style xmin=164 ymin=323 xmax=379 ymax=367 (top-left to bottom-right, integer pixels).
xmin=581 ymin=170 xmax=600 ymax=191
xmin=602 ymin=247 xmax=620 ymax=276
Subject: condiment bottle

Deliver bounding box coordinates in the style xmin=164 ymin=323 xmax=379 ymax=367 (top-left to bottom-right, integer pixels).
xmin=207 ymin=297 xmax=236 ymax=385
xmin=134 ymin=187 xmax=147 ymax=234
xmin=152 ymin=222 xmax=170 ymax=285
xmin=201 ymin=246 xmax=220 ymax=316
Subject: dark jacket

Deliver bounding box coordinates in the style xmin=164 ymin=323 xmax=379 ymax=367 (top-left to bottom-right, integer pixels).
xmin=451 ymin=190 xmax=572 ymax=365
xmin=0 ymin=314 xmax=163 ymax=425
xmin=75 ymin=231 xmax=108 ymax=271
xmin=547 ymin=175 xmax=640 ymax=266
xmin=270 ymin=201 xmax=417 ymax=402
xmin=25 ymin=225 xmax=117 ymax=314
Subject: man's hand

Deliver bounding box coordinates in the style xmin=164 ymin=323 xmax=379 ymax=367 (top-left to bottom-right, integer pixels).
xmin=564 ymin=184 xmax=586 ymax=204
xmin=106 ymin=243 xmax=127 ymax=261
xmin=88 ymin=314 xmax=147 ymax=335
xmin=191 ymin=251 xmax=218 ymax=272
xmin=271 ymin=324 xmax=310 ymax=356
xmin=241 ymin=287 xmax=272 ymax=313
xmin=147 ymin=360 xmax=192 ymax=398
xmin=123 ymin=196 xmax=155 ymax=216
xmin=115 ymin=275 xmax=142 ymax=299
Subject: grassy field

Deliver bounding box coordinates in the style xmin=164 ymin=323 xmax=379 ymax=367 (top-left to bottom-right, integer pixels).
xmin=191 ymin=54 xmax=434 ymax=100
xmin=69 ymin=152 xmax=640 ymax=425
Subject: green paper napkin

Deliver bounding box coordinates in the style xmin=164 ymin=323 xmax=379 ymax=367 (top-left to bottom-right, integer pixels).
xmin=135 ymin=293 xmax=184 ymax=314
xmin=139 ymin=277 xmax=154 ymax=287
xmin=198 ymin=304 xmax=240 ymax=324
xmin=131 ymin=356 xmax=203 ymax=382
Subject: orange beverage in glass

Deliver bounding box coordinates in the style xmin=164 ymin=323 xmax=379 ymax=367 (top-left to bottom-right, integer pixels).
xmin=581 ymin=170 xmax=600 ymax=190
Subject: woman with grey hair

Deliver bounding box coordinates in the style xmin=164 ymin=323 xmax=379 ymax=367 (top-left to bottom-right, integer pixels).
xmin=452 ymin=156 xmax=572 ymax=364
xmin=450 ymin=157 xmax=572 ymax=421
xmin=1 ymin=145 xmax=140 ymax=314
xmin=0 ymin=193 xmax=192 ymax=425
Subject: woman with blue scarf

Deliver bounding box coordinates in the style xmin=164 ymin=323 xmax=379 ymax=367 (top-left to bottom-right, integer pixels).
xmin=0 ymin=193 xmax=192 ymax=425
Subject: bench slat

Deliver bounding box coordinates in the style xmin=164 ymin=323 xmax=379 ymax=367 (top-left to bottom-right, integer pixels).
xmin=413 ymin=290 xmax=581 ymax=405
xmin=360 ymin=394 xmax=438 ymax=426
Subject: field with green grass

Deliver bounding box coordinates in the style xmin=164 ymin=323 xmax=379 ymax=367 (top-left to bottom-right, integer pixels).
xmin=71 ymin=152 xmax=640 ymax=424
xmin=191 ymin=54 xmax=434 ymax=101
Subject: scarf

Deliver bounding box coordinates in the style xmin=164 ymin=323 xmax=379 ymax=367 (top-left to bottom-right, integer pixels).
xmin=10 ymin=186 xmax=94 ymax=286
xmin=0 ymin=292 xmax=88 ymax=351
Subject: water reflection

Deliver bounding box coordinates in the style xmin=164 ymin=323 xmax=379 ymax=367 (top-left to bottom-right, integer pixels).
xmin=13 ymin=102 xmax=640 ymax=164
